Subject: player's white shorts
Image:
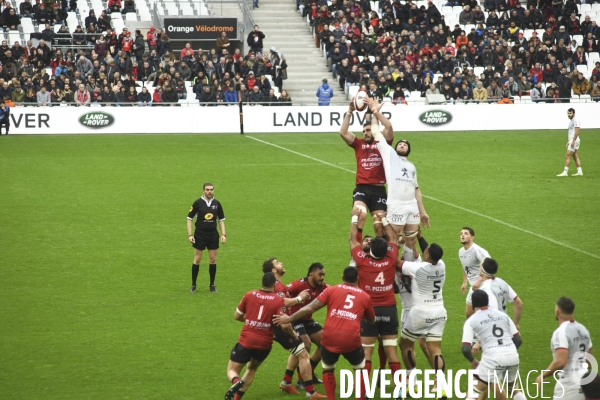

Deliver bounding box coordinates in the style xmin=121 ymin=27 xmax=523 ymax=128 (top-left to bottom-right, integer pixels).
xmin=400 ymin=308 xmax=409 ymax=329
xmin=402 ymin=306 xmax=446 ymax=342
xmin=553 ymin=379 xmax=584 ymax=400
xmin=387 ymin=203 xmax=420 ymax=226
xmin=476 ymin=352 xmax=519 ymax=385
xmin=567 ymin=139 xmax=580 ymax=152
xmin=466 ymin=286 xmax=474 ymax=305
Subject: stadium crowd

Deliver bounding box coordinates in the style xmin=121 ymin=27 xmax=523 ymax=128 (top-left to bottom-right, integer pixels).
xmin=0 ymin=0 xmax=291 ymax=106
xmin=312 ymin=0 xmax=600 ymax=102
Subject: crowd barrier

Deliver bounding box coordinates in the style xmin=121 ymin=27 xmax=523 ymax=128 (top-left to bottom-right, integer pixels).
xmin=8 ymin=103 xmax=600 ymax=134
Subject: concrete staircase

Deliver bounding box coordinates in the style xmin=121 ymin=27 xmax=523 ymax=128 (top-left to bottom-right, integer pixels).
xmin=252 ymin=0 xmax=331 ymax=105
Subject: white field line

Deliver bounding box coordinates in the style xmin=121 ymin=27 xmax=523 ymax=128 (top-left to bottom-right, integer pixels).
xmin=247 ymin=135 xmax=600 ymax=260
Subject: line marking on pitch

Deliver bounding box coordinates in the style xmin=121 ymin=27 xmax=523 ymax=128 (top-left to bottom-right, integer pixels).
xmin=247 ymin=135 xmax=600 ymax=260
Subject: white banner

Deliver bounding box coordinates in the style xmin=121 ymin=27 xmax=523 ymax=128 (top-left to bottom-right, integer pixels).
xmin=8 ymin=103 xmax=599 ymax=134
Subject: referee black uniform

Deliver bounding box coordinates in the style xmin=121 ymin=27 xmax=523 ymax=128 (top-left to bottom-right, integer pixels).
xmin=187 ymin=194 xmax=225 ymax=292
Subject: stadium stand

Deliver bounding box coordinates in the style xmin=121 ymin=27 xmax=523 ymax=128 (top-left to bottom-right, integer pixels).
xmin=0 ymin=0 xmax=597 ymax=106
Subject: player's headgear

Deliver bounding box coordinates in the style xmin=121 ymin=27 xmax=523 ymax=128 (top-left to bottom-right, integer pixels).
xmin=581 ymin=372 xmax=600 ymax=399
xmin=462 ymin=226 xmax=475 ymax=236
xmin=343 ymin=266 xmax=359 ymax=284
xmin=556 ymin=296 xmax=575 ymax=314
xmin=481 ymin=257 xmax=498 ymax=276
xmin=307 ymin=262 xmax=324 ymax=277
xmin=370 ymin=237 xmax=387 ymax=259
xmin=395 ymin=140 xmax=411 ymax=156
xmin=262 ymin=271 xmax=276 ymax=288
xmin=262 ymin=257 xmax=276 ymax=274
xmin=471 ymin=289 xmax=489 ymax=309
xmin=427 ymin=243 xmax=443 ymax=264
xmin=568 ymin=108 xmax=575 ymax=114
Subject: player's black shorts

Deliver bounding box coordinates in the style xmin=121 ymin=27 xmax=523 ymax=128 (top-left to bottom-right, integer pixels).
xmin=353 ymin=185 xmax=387 ymax=212
xmin=321 ymin=345 xmax=365 ymax=367
xmin=192 ymin=230 xmax=219 ymax=251
xmin=274 ymin=326 xmax=305 ymax=355
xmin=360 ymin=305 xmax=399 ymax=337
xmin=292 ymin=319 xmax=322 ymax=337
xmin=229 ymin=342 xmax=272 ymax=364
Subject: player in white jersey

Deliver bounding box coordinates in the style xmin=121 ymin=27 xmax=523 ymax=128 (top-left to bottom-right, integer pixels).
xmin=536 ymin=297 xmax=594 ymax=400
xmin=462 ymin=290 xmax=525 ymax=400
xmin=459 ymin=227 xmax=491 ymax=317
xmin=468 ymin=258 xmax=523 ymax=326
xmin=398 ymin=243 xmax=447 ymax=377
xmin=367 ymin=99 xmax=430 ymax=243
xmin=557 ymin=108 xmax=583 ymax=177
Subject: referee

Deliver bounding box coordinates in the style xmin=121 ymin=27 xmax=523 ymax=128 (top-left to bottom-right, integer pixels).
xmin=187 ymin=182 xmax=226 ymax=293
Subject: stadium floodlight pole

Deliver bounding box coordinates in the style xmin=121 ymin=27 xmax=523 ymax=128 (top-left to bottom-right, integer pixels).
xmin=239 ymin=100 xmax=244 ymax=135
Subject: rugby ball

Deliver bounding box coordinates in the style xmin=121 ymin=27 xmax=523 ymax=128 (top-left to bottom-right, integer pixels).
xmin=354 ymin=91 xmax=368 ymax=112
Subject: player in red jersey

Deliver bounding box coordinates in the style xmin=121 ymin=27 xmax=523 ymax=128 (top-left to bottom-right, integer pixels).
xmin=225 ymin=272 xmax=289 ymax=400
xmin=286 ymin=263 xmax=328 ymax=389
xmin=340 ymin=98 xmax=394 ymax=241
xmin=274 ymin=267 xmax=376 ymax=400
xmin=350 ymin=207 xmax=403 ymax=398
xmin=262 ymin=258 xmax=327 ymax=399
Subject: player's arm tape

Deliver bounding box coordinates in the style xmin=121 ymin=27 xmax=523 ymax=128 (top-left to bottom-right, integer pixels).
xmin=235 ymin=308 xmax=244 ymax=315
xmin=381 ymin=217 xmax=389 ymax=226
xmin=351 ymin=215 xmax=359 ymax=224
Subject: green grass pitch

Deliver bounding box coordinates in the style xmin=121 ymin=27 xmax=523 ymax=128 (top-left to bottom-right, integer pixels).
xmin=0 ymin=130 xmax=598 ymax=400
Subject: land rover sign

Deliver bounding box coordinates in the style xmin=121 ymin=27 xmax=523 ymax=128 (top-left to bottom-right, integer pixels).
xmin=79 ymin=111 xmax=115 ymax=129
xmin=419 ymin=110 xmax=452 ymax=126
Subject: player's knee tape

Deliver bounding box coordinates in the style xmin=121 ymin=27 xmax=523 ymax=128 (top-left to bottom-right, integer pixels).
xmin=401 ymin=330 xmax=418 ymax=342
xmin=382 ymin=339 xmax=397 ymax=347
xmin=355 ymin=205 xmax=367 ymax=214
xmin=290 ymin=341 xmax=306 ymax=357
xmin=426 ymin=334 xmax=442 ymax=342
xmin=352 ymin=359 xmax=366 ymax=369
xmin=321 ymin=361 xmax=336 ymax=370
xmin=362 ymin=343 xmax=375 ymax=348
xmin=404 ymin=231 xmax=418 ymax=238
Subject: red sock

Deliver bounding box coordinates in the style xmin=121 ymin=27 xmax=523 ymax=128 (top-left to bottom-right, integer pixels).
xmin=358 ymin=369 xmax=367 ymax=400
xmin=234 ymin=391 xmax=245 ymax=400
xmin=378 ymin=345 xmax=388 ymax=369
xmin=283 ymin=369 xmax=294 ymax=384
xmin=389 ymin=361 xmax=401 ymax=381
xmin=304 ymin=379 xmax=315 ymax=394
xmin=231 ymin=377 xmax=240 ymax=385
xmin=323 ymin=371 xmax=336 ymax=400
xmin=365 ymin=360 xmax=372 ymax=377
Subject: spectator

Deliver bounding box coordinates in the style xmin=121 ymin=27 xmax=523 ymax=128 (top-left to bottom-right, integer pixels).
xmin=199 ymin=85 xmax=215 ymax=105
xmin=76 ymin=56 xmax=93 ymax=77
xmin=138 ymin=87 xmax=152 ymax=106
xmin=238 ymin=83 xmax=249 ymax=103
xmin=133 ymin=30 xmax=145 ymax=62
xmin=517 ymin=76 xmax=531 ymax=95
xmin=459 ymin=6 xmax=473 ymax=24
xmin=147 ymin=27 xmax=158 ymax=52
xmin=75 ymin=83 xmax=90 ymax=106
xmin=51 ymin=3 xmax=67 ymax=25
xmin=72 ymin=26 xmax=86 ymax=46
xmin=245 ymin=70 xmax=257 ymax=90
xmin=5 ymin=8 xmax=20 ymax=29
xmin=473 ymin=81 xmax=488 ymax=103
xmin=108 ymin=0 xmax=121 ymax=13
xmin=247 ymin=25 xmax=265 ymax=55
xmin=572 ymin=71 xmax=591 ymax=95
xmin=37 ymin=86 xmax=51 ymax=106
xmin=158 ymin=31 xmax=170 ymax=58
xmin=497 ymin=92 xmax=513 ymax=103
xmin=35 ymin=3 xmax=50 ymax=24
xmin=125 ymin=86 xmax=137 ymax=105
xmin=316 ymin=78 xmax=333 ymax=106
xmin=591 ymin=79 xmax=600 ymax=102
xmin=115 ymin=86 xmax=127 ymax=106
xmin=224 ymin=85 xmax=238 ymax=104
xmin=487 ymin=80 xmax=501 ymax=102
xmin=94 ymin=35 xmax=109 ymax=58
xmin=41 ymin=23 xmax=55 ymax=45
xmin=174 ymin=80 xmax=186 ymax=100
xmin=265 ymin=88 xmax=278 ymax=105
xmin=20 ymin=0 xmax=33 ymax=17
xmin=97 ymin=10 xmax=111 ymax=31
xmin=531 ymin=81 xmax=545 ymax=102
xmin=279 ymin=89 xmax=291 ymax=105
xmin=248 ymin=85 xmax=263 ymax=105
xmin=122 ymin=0 xmax=136 ymax=14
xmin=216 ymin=31 xmax=230 ymax=52
xmin=84 ymin=9 xmax=97 ymax=29
xmin=556 ymin=68 xmax=572 ymax=101
xmin=11 ymin=84 xmax=24 ymax=106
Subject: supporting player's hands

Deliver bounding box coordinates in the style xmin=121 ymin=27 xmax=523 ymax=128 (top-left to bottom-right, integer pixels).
xmin=421 ymin=213 xmax=431 ymax=228
xmin=188 ymin=235 xmax=195 ymax=244
xmin=349 ymin=98 xmax=355 ymax=112
xmin=221 ymin=234 xmax=227 ymax=244
xmin=472 ymin=342 xmax=481 ymax=357
xmin=461 ymin=281 xmax=467 ymax=294
xmin=273 ymin=313 xmax=291 ymax=326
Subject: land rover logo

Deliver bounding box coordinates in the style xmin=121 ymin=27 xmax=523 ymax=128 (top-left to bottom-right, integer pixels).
xmin=419 ymin=110 xmax=452 ymax=126
xmin=79 ymin=111 xmax=115 ymax=129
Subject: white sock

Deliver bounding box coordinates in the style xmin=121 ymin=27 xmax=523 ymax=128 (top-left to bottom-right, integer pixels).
xmin=513 ymin=391 xmax=527 ymax=400
xmin=564 ymin=167 xmax=569 ymax=172
xmin=577 ymin=167 xmax=582 ymax=173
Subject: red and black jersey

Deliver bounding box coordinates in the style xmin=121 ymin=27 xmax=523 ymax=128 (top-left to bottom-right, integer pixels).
xmin=350 ymin=137 xmax=393 ymax=185
xmin=351 ymin=243 xmax=399 ymax=307
xmin=317 ymin=284 xmax=375 ymax=353
xmin=287 ymin=278 xmax=328 ymax=320
xmin=275 ymin=280 xmax=292 ymax=315
xmin=187 ymin=196 xmax=225 ymax=233
xmin=236 ymin=289 xmax=285 ymax=350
